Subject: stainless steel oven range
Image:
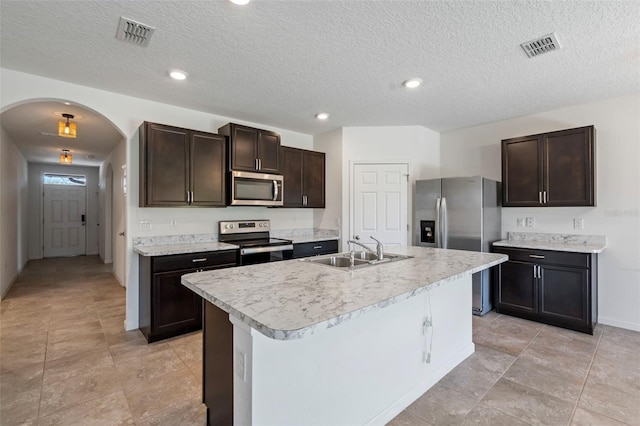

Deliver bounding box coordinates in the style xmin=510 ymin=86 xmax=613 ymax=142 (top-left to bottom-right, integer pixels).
xmin=218 ymin=220 xmax=293 ymax=265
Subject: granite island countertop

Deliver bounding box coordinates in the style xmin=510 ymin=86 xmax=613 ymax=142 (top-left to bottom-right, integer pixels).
xmin=492 ymin=232 xmax=606 ymax=254
xmin=181 ymin=246 xmax=507 ymax=341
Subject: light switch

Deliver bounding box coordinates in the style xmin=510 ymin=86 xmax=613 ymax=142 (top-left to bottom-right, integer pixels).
xmin=525 ymin=217 xmax=535 ymax=228
xmin=516 ymin=218 xmax=525 ymax=227
xmin=573 ymin=218 xmax=584 ymax=230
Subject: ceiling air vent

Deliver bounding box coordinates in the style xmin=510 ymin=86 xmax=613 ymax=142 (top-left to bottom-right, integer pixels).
xmin=115 ymin=17 xmax=155 ymax=47
xmin=520 ymin=33 xmax=561 ymax=58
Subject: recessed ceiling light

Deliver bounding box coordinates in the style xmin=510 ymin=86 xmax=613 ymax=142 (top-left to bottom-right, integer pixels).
xmin=230 ymin=0 xmax=250 ymax=5
xmin=402 ymin=78 xmax=422 ymax=89
xmin=315 ymin=113 xmax=330 ymax=120
xmin=169 ymin=70 xmax=188 ymax=80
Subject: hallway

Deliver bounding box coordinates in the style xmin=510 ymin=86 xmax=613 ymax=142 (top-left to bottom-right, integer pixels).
xmin=0 ymin=256 xmax=204 ymax=425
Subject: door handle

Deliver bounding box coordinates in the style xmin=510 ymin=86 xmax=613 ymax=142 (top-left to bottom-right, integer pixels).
xmin=273 ymin=180 xmax=279 ymax=201
xmin=81 ymin=214 xmax=86 ymax=225
xmin=118 ymin=231 xmax=126 ymax=237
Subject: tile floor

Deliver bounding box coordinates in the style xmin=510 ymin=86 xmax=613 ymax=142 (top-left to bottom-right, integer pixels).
xmin=1 ymin=256 xmax=639 ymax=425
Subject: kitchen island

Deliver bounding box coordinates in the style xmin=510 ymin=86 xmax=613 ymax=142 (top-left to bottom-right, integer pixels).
xmin=182 ymin=246 xmax=507 ymax=426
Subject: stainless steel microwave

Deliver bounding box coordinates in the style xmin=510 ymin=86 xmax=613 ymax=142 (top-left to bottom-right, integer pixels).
xmin=229 ymin=171 xmax=284 ymax=206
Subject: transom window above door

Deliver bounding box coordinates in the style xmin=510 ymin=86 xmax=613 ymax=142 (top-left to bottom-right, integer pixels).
xmin=43 ymin=173 xmax=86 ymax=186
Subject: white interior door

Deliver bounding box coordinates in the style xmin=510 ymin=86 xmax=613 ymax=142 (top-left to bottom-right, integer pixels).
xmin=352 ymin=163 xmax=409 ymax=250
xmin=43 ymin=184 xmax=87 ymax=257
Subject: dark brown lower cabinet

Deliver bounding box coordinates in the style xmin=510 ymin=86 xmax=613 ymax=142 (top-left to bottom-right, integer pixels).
xmin=492 ymin=246 xmax=597 ymax=334
xmin=292 ymin=239 xmax=339 ymax=258
xmin=138 ymin=250 xmax=238 ymax=343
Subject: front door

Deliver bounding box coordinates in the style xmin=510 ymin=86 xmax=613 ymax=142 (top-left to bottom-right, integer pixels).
xmin=352 ymin=163 xmax=409 ymax=251
xmin=43 ymin=184 xmax=87 ymax=257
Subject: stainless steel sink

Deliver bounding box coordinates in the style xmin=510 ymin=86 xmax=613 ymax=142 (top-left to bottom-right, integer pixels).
xmin=310 ymin=256 xmax=368 ymax=267
xmin=305 ymin=252 xmax=413 ymax=270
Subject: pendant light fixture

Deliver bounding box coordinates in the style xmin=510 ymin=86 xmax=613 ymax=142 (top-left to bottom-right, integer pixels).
xmin=60 ymin=149 xmax=72 ymax=165
xmin=58 ymin=113 xmax=77 ymax=138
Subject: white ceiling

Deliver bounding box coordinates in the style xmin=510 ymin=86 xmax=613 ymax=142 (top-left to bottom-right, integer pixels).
xmin=1 ymin=1 xmax=639 ymax=166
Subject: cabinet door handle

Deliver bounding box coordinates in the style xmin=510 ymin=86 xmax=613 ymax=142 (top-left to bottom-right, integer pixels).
xmin=543 ymin=191 xmax=547 ymax=204
xmin=313 ymin=246 xmax=322 ymax=249
xmin=529 ymin=254 xmax=545 ymax=259
xmin=255 ymin=158 xmax=259 ymax=170
xmin=539 ymin=191 xmax=543 ymax=204
xmin=192 ymin=258 xmax=207 ymax=263
xmin=259 ymin=159 xmax=262 ymax=170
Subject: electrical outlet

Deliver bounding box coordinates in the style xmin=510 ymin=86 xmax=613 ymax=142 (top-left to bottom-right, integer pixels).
xmin=170 ymin=219 xmax=178 ymax=229
xmin=235 ymin=348 xmax=246 ymax=382
xmin=525 ymin=217 xmax=535 ymax=228
xmin=573 ymin=218 xmax=584 ymax=230
xmin=139 ymin=220 xmax=152 ymax=231
xmin=516 ymin=218 xmax=525 ymax=227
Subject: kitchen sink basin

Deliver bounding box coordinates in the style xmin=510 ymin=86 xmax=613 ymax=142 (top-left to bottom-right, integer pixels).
xmin=310 ymin=256 xmax=368 ymax=267
xmin=305 ymin=252 xmax=413 ymax=270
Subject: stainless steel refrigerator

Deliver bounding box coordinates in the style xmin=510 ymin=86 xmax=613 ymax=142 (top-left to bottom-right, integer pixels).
xmin=414 ymin=176 xmax=501 ymax=315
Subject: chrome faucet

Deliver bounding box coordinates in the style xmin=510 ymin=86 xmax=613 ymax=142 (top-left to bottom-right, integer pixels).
xmin=347 ymin=236 xmax=384 ymax=261
xmin=370 ymin=236 xmax=384 ymax=261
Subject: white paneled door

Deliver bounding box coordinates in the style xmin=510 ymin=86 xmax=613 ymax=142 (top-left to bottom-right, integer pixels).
xmin=43 ymin=184 xmax=87 ymax=257
xmin=352 ymin=163 xmax=408 ymax=250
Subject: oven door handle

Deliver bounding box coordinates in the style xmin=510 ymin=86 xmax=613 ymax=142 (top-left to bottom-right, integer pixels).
xmin=241 ymin=244 xmax=293 ymax=255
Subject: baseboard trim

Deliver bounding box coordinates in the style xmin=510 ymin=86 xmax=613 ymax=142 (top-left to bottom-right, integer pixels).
xmin=598 ymin=316 xmax=640 ymax=332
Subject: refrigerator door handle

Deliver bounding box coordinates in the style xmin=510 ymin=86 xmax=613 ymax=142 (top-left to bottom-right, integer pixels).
xmin=440 ymin=197 xmax=448 ymax=249
xmin=435 ymin=197 xmax=442 ymax=248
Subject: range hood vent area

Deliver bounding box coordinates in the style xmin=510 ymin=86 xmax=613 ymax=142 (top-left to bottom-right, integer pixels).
xmin=115 ymin=17 xmax=155 ymax=47
xmin=520 ymin=33 xmax=561 ymax=58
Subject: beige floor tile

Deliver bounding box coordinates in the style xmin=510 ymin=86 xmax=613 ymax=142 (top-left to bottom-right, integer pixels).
xmin=387 ymin=409 xmax=431 ymax=426
xmin=459 ymin=402 xmax=531 ymax=426
xmin=47 ymin=320 xmax=104 ymax=344
xmin=135 ymin=396 xmax=206 ymax=426
xmin=45 ymin=331 xmax=108 ymax=361
xmin=0 ymin=387 xmax=41 ymax=425
xmin=109 ymin=338 xmax=170 ymax=364
xmin=124 ymin=368 xmax=201 ymax=421
xmin=579 ymin=374 xmax=640 ymax=424
xmin=43 ymin=347 xmax=115 ymax=383
xmin=37 ymin=390 xmax=134 ymax=426
xmin=480 ymin=378 xmax=574 ymax=425
xmin=0 ymin=350 xmax=46 ymax=374
xmin=502 ymin=354 xmax=587 ymax=402
xmin=571 ymin=407 xmax=630 ymax=426
xmin=0 ymin=363 xmax=44 ymax=406
xmin=405 ymin=384 xmax=479 ymax=425
xmin=600 ymin=325 xmax=640 ymax=355
xmin=39 ymin=364 xmax=122 ymax=418
xmin=116 ymin=347 xmax=188 ymax=393
xmin=172 ymin=339 xmax=203 ymax=364
xmin=471 ymin=326 xmax=533 ymax=357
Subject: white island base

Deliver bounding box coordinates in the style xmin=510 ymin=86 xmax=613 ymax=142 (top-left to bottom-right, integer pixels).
xmin=228 ymin=274 xmax=473 ymax=425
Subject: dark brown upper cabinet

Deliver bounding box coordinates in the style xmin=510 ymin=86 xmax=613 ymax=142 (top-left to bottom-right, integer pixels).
xmin=218 ymin=123 xmax=280 ymax=173
xmin=281 ymin=146 xmax=325 ymax=208
xmin=139 ymin=122 xmax=226 ymax=207
xmin=502 ymin=125 xmax=595 ymax=207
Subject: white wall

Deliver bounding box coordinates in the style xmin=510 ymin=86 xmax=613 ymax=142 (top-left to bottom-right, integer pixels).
xmin=340 ymin=126 xmax=441 ymax=250
xmin=27 ymin=163 xmax=100 ymax=259
xmin=0 ymin=129 xmax=28 ymax=298
xmin=99 ymin=139 xmax=127 ymax=285
xmin=313 ymin=128 xmax=343 ymax=232
xmin=441 ymin=93 xmax=640 ymax=331
xmin=1 ymin=68 xmax=315 ymax=330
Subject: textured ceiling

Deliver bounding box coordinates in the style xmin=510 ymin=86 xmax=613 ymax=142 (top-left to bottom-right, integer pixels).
xmin=1 ymin=1 xmax=639 ymax=165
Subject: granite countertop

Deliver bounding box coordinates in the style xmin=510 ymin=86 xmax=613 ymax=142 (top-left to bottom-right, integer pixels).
xmin=133 ymin=241 xmax=239 ymax=256
xmin=181 ymin=246 xmax=507 ymax=341
xmin=133 ymin=229 xmax=339 ymax=256
xmin=492 ymin=232 xmax=606 ymax=254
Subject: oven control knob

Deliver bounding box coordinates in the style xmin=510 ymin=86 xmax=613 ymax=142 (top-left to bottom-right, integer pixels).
xmin=259 ymin=223 xmax=263 ymax=227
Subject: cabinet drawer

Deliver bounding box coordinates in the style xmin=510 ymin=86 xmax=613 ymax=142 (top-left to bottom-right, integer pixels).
xmin=293 ymin=240 xmax=339 ymax=258
xmin=492 ymin=247 xmax=589 ymax=268
xmin=152 ymin=250 xmax=238 ymax=273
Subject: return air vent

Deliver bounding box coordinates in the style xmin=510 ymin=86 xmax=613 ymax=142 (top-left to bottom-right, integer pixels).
xmin=520 ymin=33 xmax=561 ymax=58
xmin=115 ymin=17 xmax=155 ymax=47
